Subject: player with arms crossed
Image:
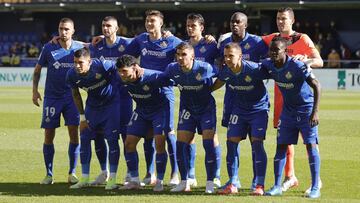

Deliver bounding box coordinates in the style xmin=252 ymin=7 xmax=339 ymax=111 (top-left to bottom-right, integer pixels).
xmin=32 ymin=17 xmax=83 ymax=185
xmin=66 ymin=47 xmax=121 ymax=190
xmin=163 ymin=42 xmax=218 ymax=193
xmin=263 ymin=37 xmax=321 ymax=199
xmin=262 ymin=7 xmax=323 ymax=193
xmin=116 ymin=55 xmax=174 ymax=192
xmin=217 ymin=12 xmax=268 ymax=190
xmin=212 ymin=43 xmax=269 ymax=195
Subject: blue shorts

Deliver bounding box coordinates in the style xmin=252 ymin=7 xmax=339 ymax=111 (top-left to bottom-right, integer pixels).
xmin=177 ymin=102 xmax=216 ymax=134
xmin=84 ymin=102 xmax=120 ymax=140
xmin=227 ymin=108 xmax=268 ymax=139
xmin=277 ymin=112 xmax=319 ymax=145
xmin=126 ymin=104 xmax=173 ymax=138
xmin=119 ymin=96 xmax=133 ymax=135
xmin=41 ymin=97 xmax=79 ymax=129
xmin=221 ymin=85 xmax=233 ymax=127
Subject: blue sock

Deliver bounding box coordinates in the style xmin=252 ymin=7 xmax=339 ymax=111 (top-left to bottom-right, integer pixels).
xmin=43 ymin=143 xmax=55 ymax=177
xmin=226 ymin=140 xmax=239 ymax=184
xmin=80 ymin=136 xmax=92 ymax=175
xmin=156 ymin=152 xmax=168 ymax=180
xmin=107 ymin=139 xmax=120 ymax=174
xmin=68 ymin=143 xmax=80 ymax=174
xmin=176 ymin=141 xmax=189 ymax=180
xmin=215 ymin=145 xmax=221 ymax=179
xmin=94 ymin=136 xmax=108 ymax=171
xmin=125 ymin=151 xmax=139 ymax=177
xmin=203 ymin=139 xmax=216 ymax=181
xmin=188 ymin=143 xmax=196 ymax=179
xmin=307 ymin=145 xmax=321 ymax=189
xmin=143 ymin=138 xmax=155 ymax=175
xmin=274 ymin=145 xmax=287 ymax=187
xmin=167 ymin=134 xmax=178 ymax=175
xmin=251 ymin=142 xmax=256 ymax=185
xmin=253 ymin=141 xmax=267 ymax=186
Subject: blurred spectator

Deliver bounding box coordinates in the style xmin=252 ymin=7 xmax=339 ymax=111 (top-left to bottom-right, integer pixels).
xmin=40 ymin=32 xmax=50 ymax=46
xmin=165 ymin=22 xmax=177 ymax=35
xmin=321 ymin=32 xmax=339 ymax=59
xmin=118 ymin=23 xmax=128 ymax=37
xmin=1 ymin=45 xmax=20 ymax=66
xmin=355 ymin=50 xmax=360 ymax=68
xmin=27 ymin=43 xmax=39 ymax=58
xmin=313 ymin=21 xmax=323 ymax=42
xmin=315 ymin=33 xmax=324 ymax=53
xmin=219 ymin=21 xmax=230 ymax=35
xmin=340 ymin=44 xmax=352 ymax=68
xmin=327 ymin=48 xmax=341 ymax=68
xmin=207 ymin=22 xmax=218 ymax=38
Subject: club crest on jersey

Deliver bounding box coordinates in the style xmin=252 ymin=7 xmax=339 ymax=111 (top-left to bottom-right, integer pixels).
xmin=244 ymin=75 xmax=252 ymax=83
xmin=285 ymin=71 xmax=293 ymax=80
xmin=143 ymin=85 xmax=150 ymax=91
xmin=244 ymin=43 xmax=251 ymax=50
xmin=118 ymin=45 xmax=125 ymax=52
xmin=95 ymin=73 xmax=102 ymax=79
xmin=53 ymin=61 xmax=61 ymax=69
xmin=160 ymin=41 xmax=168 ymax=48
xmin=196 ymin=73 xmax=202 ymax=81
xmin=45 ymin=117 xmax=51 ymax=123
xmin=199 ymin=46 xmax=206 ymax=53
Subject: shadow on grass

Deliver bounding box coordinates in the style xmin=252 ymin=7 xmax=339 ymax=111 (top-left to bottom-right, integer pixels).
xmin=0 ymin=183 xmax=281 ymax=197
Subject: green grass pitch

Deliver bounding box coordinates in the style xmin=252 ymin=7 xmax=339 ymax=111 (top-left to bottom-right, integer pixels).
xmin=0 ymin=87 xmax=359 ymax=202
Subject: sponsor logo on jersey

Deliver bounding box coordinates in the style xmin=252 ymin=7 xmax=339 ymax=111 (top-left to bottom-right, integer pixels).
xmin=52 ymin=61 xmax=74 ymax=69
xmin=244 ymin=75 xmax=252 ymax=83
xmin=95 ymin=73 xmax=102 ymax=79
xmin=53 ymin=61 xmax=61 ymax=69
xmin=142 ymin=85 xmax=150 ymax=91
xmin=141 ymin=48 xmax=166 ymax=58
xmin=196 ymin=73 xmax=202 ymax=81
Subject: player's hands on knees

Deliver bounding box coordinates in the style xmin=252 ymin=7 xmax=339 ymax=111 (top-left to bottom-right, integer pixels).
xmin=293 ymin=54 xmax=308 ymax=61
xmin=32 ymin=91 xmax=42 ymax=107
xmin=309 ymin=111 xmax=319 ymax=127
xmin=49 ymin=36 xmax=60 ymax=44
xmin=204 ymin=34 xmax=216 ymax=43
xmin=91 ymin=35 xmax=104 ymax=45
xmin=80 ymin=120 xmax=90 ymax=132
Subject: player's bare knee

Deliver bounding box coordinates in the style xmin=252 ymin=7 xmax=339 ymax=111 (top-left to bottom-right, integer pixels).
xmin=44 ymin=128 xmax=55 ymax=144
xmin=228 ymin=136 xmax=241 ymax=143
xmin=251 ymin=137 xmax=264 ymax=143
xmin=155 ymin=135 xmax=166 ymax=153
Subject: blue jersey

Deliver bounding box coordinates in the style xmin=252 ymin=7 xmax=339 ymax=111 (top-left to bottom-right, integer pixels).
xmin=218 ymin=32 xmax=267 ymax=62
xmin=261 ymin=56 xmax=314 ymax=114
xmin=121 ymin=69 xmax=173 ymax=114
xmin=164 ymin=60 xmax=217 ymax=114
xmin=37 ymin=41 xmax=84 ymax=98
xmin=217 ymin=60 xmax=270 ymax=114
xmin=66 ymin=59 xmax=119 ymax=108
xmin=124 ymin=32 xmax=182 ymax=71
xmin=89 ymin=36 xmax=132 ymax=61
xmin=187 ymin=39 xmax=220 ymax=65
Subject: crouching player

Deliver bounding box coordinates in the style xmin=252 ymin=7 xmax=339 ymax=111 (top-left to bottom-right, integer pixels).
xmin=164 ymin=42 xmax=219 ymax=193
xmin=263 ymin=37 xmax=321 ymax=199
xmin=212 ymin=42 xmax=269 ymax=195
xmin=116 ymin=55 xmax=174 ymax=192
xmin=66 ymin=47 xmax=121 ymax=190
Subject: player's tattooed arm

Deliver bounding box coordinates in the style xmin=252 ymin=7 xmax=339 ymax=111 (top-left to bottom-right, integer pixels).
xmin=32 ymin=64 xmax=42 ymax=107
xmin=211 ymin=79 xmax=225 ymax=92
xmin=306 ymin=74 xmax=321 ymax=127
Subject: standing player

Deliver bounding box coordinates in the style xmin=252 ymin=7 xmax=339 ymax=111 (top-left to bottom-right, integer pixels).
xmin=116 ymin=55 xmax=173 ymax=192
xmin=212 ymin=43 xmax=269 ymax=195
xmin=32 ymin=18 xmax=83 ymax=185
xmin=262 ymin=7 xmax=323 ymax=193
xmin=89 ymin=16 xmax=133 ymax=185
xmin=66 ymin=47 xmax=121 ymax=190
xmin=263 ymin=37 xmax=321 ymax=199
xmin=217 ymin=12 xmax=268 ymax=190
xmin=185 ymin=13 xmax=221 ymax=187
xmin=164 ymin=42 xmax=218 ymax=193
xmin=124 ymin=10 xmax=182 ymax=186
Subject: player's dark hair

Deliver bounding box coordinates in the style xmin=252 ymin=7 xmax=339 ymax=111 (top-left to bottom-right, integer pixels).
xmin=176 ymin=42 xmax=194 ymax=52
xmin=145 ymin=10 xmax=164 ymax=20
xmin=187 ymin=13 xmax=205 ymax=26
xmin=278 ymin=7 xmax=295 ymax=19
xmin=74 ymin=47 xmax=90 ymax=58
xmin=224 ymin=42 xmax=242 ymax=53
xmin=103 ymin=16 xmax=118 ymax=23
xmin=59 ymin=17 xmax=74 ymax=25
xmin=116 ymin=54 xmax=137 ymax=69
xmin=271 ymin=36 xmax=288 ymax=47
